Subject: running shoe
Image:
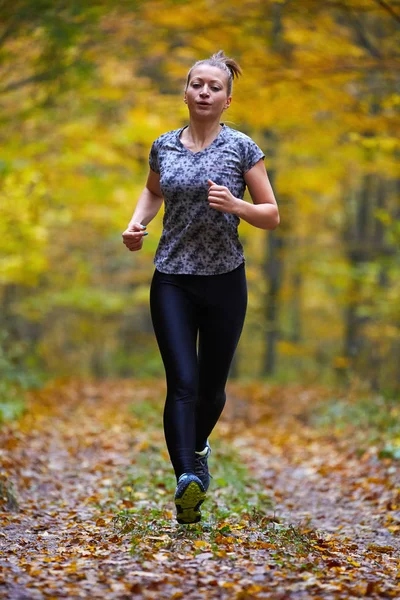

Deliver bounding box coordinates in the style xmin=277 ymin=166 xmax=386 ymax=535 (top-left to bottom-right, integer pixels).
xmin=194 ymin=443 xmax=212 ymax=491
xmin=174 ymin=473 xmax=206 ymax=524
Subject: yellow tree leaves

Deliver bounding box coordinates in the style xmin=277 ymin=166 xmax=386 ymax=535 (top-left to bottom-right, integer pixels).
xmin=0 ymin=0 xmax=399 ymax=381
xmin=0 ymin=169 xmax=50 ymax=286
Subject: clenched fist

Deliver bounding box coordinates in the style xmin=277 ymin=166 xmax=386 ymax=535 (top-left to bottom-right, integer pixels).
xmin=207 ymin=179 xmax=239 ymax=214
xmin=122 ymin=223 xmax=148 ymax=252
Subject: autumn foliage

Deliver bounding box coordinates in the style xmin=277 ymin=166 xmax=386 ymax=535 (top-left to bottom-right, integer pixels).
xmin=1 ymin=4 xmax=400 ymax=597
xmin=1 ymin=379 xmax=399 ymax=598
xmin=0 ymin=0 xmax=399 ymax=393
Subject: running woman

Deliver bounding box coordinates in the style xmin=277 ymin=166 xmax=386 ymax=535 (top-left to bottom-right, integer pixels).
xmin=122 ymin=51 xmax=279 ymax=524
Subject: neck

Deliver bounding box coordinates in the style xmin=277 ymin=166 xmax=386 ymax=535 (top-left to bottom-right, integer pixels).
xmin=186 ymin=118 xmax=223 ymax=147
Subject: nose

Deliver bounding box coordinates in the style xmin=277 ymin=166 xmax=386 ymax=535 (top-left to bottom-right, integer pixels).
xmin=199 ymin=86 xmax=210 ymax=97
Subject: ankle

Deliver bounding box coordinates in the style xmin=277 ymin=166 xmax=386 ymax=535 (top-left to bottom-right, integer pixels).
xmin=195 ymin=446 xmax=208 ymax=456
xmin=177 ymin=471 xmax=194 ymax=483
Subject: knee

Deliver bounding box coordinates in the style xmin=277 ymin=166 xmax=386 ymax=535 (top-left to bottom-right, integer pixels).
xmin=167 ymin=375 xmax=198 ymax=404
xmin=199 ymin=389 xmax=226 ymax=407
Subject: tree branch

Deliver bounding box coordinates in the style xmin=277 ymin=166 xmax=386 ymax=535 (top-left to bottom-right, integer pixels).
xmin=344 ymin=4 xmax=383 ymax=58
xmin=0 ymin=70 xmax=60 ymax=94
xmin=372 ymin=0 xmax=400 ymax=26
xmin=0 ymin=16 xmax=22 ymax=49
xmin=0 ymin=56 xmax=90 ymax=94
xmin=261 ymin=58 xmax=400 ymax=83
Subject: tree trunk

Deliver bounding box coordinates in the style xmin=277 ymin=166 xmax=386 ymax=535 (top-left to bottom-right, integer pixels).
xmin=260 ymin=2 xmax=290 ymax=377
xmin=262 ymin=222 xmax=284 ymax=375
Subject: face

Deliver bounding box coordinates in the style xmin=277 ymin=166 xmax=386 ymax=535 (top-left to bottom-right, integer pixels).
xmin=184 ymin=65 xmax=231 ymax=119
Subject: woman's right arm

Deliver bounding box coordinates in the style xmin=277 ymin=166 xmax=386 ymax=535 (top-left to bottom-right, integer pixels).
xmin=122 ymin=169 xmax=163 ymax=252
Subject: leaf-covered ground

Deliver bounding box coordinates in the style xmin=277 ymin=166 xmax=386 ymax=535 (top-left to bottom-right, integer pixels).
xmin=1 ymin=380 xmax=399 ymax=599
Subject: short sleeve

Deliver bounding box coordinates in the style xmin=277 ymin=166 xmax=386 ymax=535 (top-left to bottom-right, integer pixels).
xmin=149 ymin=139 xmax=160 ymax=174
xmin=241 ymin=137 xmax=265 ymax=174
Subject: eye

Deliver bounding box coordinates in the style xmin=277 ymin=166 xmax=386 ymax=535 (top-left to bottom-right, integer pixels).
xmin=211 ymin=87 xmax=222 ymax=92
xmin=191 ymin=83 xmax=201 ymax=88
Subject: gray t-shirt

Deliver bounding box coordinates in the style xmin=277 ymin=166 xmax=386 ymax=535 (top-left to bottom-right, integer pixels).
xmin=149 ymin=123 xmax=265 ymax=275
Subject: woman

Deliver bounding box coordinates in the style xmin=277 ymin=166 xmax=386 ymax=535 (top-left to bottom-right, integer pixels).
xmin=122 ymin=51 xmax=279 ymax=525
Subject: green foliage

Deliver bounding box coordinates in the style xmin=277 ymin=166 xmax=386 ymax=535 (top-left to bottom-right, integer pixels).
xmin=0 ymin=334 xmax=26 ymax=423
xmin=0 ymin=398 xmax=25 ymax=424
xmin=111 ymin=395 xmax=322 ymax=566
xmin=311 ymin=392 xmax=400 ymax=453
xmin=0 ymin=477 xmax=19 ymax=512
xmin=125 ymin=398 xmax=273 ymax=526
xmin=0 ymin=332 xmax=44 ymax=424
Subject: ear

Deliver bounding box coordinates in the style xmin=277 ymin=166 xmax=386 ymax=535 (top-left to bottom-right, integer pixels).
xmin=224 ymin=96 xmax=232 ymax=110
xmin=184 ymin=92 xmax=188 ymax=104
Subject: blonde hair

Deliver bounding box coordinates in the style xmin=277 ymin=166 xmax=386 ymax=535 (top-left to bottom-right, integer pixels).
xmin=185 ymin=50 xmax=242 ymax=96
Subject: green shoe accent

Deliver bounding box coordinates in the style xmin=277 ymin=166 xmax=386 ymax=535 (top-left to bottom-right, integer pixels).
xmin=174 ymin=474 xmax=206 ymax=524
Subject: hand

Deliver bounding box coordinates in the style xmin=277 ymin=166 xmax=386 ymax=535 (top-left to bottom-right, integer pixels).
xmin=122 ymin=222 xmax=148 ymax=252
xmin=207 ymin=180 xmax=239 ymax=214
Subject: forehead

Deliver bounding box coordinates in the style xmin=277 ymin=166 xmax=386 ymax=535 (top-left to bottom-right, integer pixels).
xmin=189 ymin=64 xmax=229 ymax=85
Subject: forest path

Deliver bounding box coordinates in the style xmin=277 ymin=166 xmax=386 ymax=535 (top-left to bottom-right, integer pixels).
xmin=1 ymin=380 xmax=399 ymax=599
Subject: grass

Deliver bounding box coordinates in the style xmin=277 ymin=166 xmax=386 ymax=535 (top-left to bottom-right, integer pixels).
xmin=0 ymin=476 xmax=19 ymax=512
xmin=311 ymin=392 xmax=400 ymax=458
xmin=0 ymin=397 xmax=25 ymax=425
xmin=0 ymin=332 xmax=45 ymax=425
xmin=110 ymin=397 xmax=326 ymax=567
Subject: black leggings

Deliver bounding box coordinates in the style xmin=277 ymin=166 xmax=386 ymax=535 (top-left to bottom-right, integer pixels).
xmin=150 ymin=263 xmax=247 ymax=481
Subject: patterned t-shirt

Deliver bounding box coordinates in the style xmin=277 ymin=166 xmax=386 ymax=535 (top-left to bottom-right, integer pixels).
xmin=149 ymin=123 xmax=265 ymax=275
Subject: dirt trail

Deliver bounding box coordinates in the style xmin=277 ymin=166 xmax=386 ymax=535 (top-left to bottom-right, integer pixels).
xmin=225 ymin=384 xmax=400 ymax=549
xmin=1 ymin=381 xmax=140 ymax=599
xmin=1 ymin=380 xmax=399 ymax=599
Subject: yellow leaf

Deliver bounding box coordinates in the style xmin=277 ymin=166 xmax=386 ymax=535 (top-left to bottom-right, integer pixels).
xmin=346 ymin=557 xmax=360 ymax=567
xmin=194 ymin=540 xmax=210 ymax=549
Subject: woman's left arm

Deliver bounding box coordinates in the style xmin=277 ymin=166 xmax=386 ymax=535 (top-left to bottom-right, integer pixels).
xmin=208 ymin=159 xmax=280 ymax=230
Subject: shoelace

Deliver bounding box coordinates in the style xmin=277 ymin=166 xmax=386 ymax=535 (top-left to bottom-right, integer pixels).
xmin=194 ymin=454 xmax=213 ymax=481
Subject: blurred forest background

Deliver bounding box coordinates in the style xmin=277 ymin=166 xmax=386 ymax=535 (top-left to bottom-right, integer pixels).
xmin=1 ymin=0 xmax=400 ymax=412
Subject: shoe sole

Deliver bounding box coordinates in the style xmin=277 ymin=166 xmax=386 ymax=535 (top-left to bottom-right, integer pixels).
xmin=175 ymin=480 xmax=206 ymax=525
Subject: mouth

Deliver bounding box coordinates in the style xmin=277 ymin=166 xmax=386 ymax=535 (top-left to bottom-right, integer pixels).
xmin=197 ymin=102 xmax=211 ymax=106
